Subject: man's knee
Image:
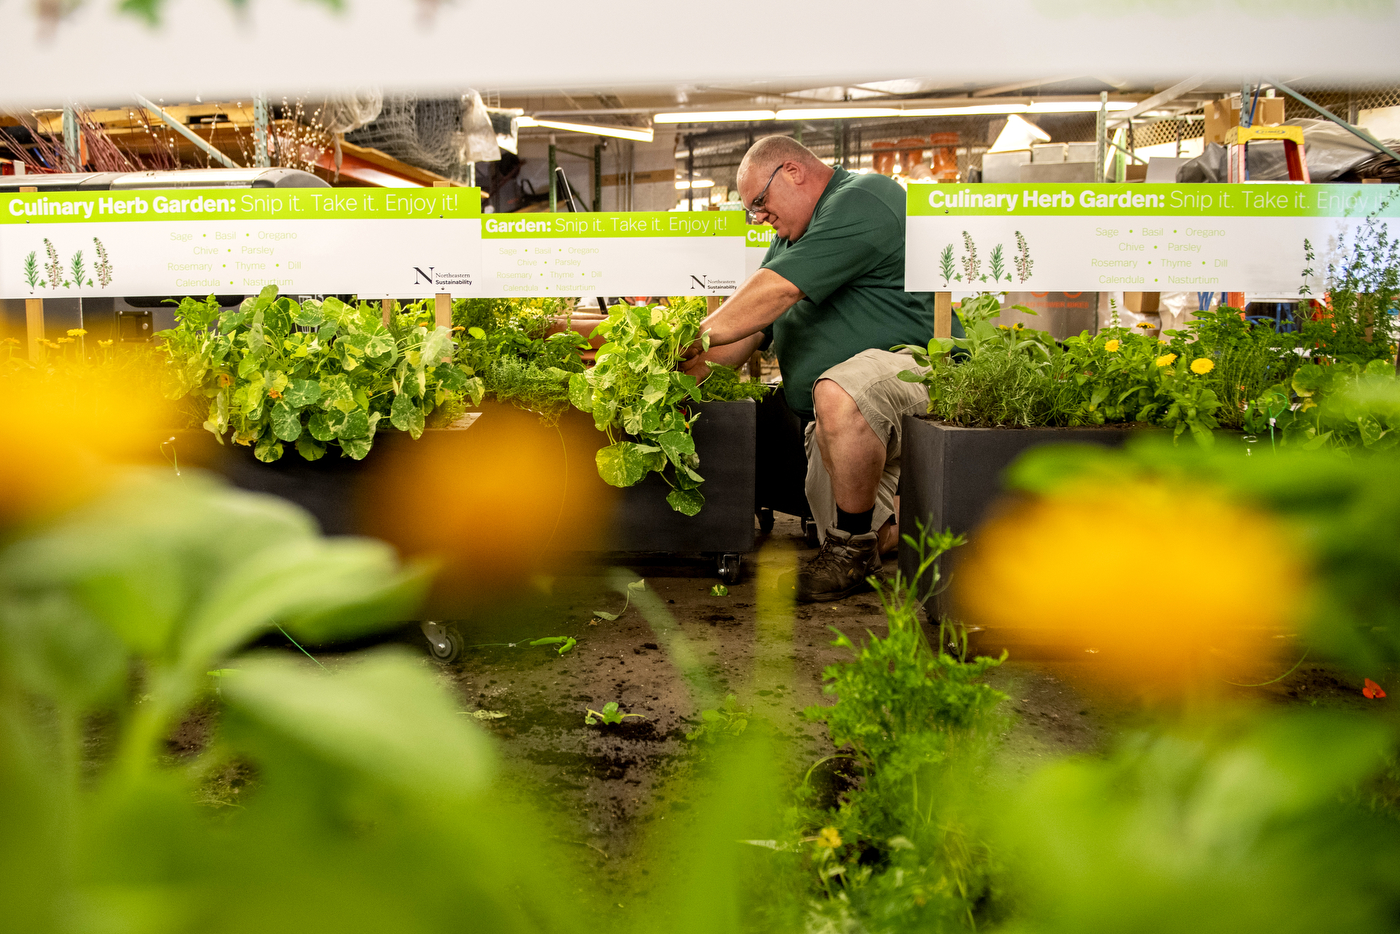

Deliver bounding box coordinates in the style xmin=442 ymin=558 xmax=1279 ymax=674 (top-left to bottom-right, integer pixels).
xmin=813 ymin=378 xmax=862 ymax=430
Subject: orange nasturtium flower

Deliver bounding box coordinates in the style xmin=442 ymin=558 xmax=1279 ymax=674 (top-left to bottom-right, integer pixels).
xmin=1155 ymin=353 xmax=1177 ymax=367
xmin=1190 ymin=357 xmax=1216 ymax=375
xmin=217 ymin=373 xmax=233 ymax=387
xmin=1363 ymin=678 xmax=1387 ymax=699
xmin=1104 ymin=340 xmax=1121 ymax=353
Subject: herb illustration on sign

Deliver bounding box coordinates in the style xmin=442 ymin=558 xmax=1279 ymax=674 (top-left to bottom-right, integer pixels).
xmin=960 ymin=231 xmax=981 ymax=283
xmin=1014 ymin=230 xmax=1034 ymax=283
xmin=938 ymin=244 xmax=956 ymax=286
xmin=93 ymin=237 xmax=113 ymax=288
xmin=69 ymin=249 xmax=92 ymax=289
xmin=23 ymin=251 xmax=40 ymax=292
xmin=43 ymin=239 xmax=62 ymax=290
xmin=989 ymin=243 xmax=1012 ymax=284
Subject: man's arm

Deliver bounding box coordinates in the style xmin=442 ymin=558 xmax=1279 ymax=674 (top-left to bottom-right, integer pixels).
xmin=681 ymin=332 xmax=765 ymax=381
xmin=694 ymin=268 xmax=804 ymax=349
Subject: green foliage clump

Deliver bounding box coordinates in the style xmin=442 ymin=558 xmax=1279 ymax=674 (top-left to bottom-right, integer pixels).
xmin=159 ymin=286 xmax=483 ymax=463
xmin=798 ymin=528 xmax=1009 ymax=931
xmin=567 ymin=298 xmax=768 ymax=515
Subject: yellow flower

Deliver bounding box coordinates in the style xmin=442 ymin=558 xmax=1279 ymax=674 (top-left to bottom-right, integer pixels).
xmin=1104 ymin=340 xmax=1120 ymax=353
xmin=67 ymin=328 xmax=87 ymax=337
xmin=1135 ymin=321 xmax=1155 ymax=329
xmin=56 ymin=337 xmax=74 ymax=344
xmin=816 ymin=827 xmax=842 ymax=849
xmin=1190 ymin=357 xmax=1215 ymax=375
xmin=954 ymin=481 xmax=1307 ymax=699
xmin=1155 ymin=353 xmax=1177 ymax=367
xmin=98 ymin=339 xmax=114 ymax=347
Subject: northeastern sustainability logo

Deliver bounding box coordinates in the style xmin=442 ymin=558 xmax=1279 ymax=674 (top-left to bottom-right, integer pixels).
xmin=413 ymin=265 xmax=473 ymax=288
xmin=688 ymin=274 xmax=737 ymax=293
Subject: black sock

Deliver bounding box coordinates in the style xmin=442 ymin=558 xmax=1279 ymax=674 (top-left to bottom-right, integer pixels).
xmin=836 ymin=506 xmax=874 ymax=536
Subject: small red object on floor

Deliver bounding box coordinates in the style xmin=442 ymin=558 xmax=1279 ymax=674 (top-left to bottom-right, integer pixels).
xmin=1363 ymin=678 xmax=1386 ymax=699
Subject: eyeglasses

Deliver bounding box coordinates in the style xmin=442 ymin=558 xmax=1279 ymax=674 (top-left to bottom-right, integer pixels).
xmin=744 ymin=163 xmax=783 ymax=223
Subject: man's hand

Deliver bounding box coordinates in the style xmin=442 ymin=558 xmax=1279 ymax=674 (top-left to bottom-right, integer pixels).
xmin=681 ymin=355 xmax=711 ymax=381
xmin=678 ymin=332 xmax=766 ymax=382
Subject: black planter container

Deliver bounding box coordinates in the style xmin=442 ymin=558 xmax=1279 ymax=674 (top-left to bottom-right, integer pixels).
xmin=172 ymin=399 xmax=756 ymax=582
xmin=897 ymin=417 xmax=1135 ymax=617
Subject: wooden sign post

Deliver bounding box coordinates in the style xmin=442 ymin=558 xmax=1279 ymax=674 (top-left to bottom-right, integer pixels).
xmin=933 ymin=291 xmax=953 ymax=339
xmin=433 ymin=180 xmax=452 ymax=329
xmin=20 ymin=186 xmax=44 ymax=363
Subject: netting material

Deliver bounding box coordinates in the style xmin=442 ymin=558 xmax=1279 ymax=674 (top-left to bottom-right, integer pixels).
xmin=346 ymin=91 xmax=499 ymax=182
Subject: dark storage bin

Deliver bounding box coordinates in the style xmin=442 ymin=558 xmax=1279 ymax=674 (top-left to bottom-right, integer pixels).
xmin=170 ymin=399 xmax=757 ymax=583
xmin=897 ymin=417 xmax=1135 ymax=618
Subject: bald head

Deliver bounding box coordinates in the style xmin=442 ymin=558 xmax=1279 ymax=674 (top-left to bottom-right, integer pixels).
xmin=737 ymin=135 xmax=825 ymax=181
xmin=736 ymin=135 xmax=834 ymax=242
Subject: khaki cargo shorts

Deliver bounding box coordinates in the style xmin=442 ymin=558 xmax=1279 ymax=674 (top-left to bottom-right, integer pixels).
xmin=802 ymin=348 xmax=930 ymax=542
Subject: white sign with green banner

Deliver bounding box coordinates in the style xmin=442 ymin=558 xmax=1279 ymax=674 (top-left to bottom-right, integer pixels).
xmin=1 ymin=188 xmax=483 ymax=299
xmin=745 ymin=223 xmax=774 ymax=278
xmin=905 ymin=183 xmax=1398 ymax=293
xmin=478 ymin=212 xmax=747 ymax=297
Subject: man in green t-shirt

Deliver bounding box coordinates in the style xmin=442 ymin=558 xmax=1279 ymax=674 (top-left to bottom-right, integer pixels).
xmin=682 ymin=135 xmax=946 ymax=602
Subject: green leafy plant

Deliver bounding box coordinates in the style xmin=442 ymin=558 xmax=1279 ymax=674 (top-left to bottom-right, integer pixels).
xmin=585 ymin=701 xmax=645 ymax=726
xmin=899 ymin=292 xmax=1248 ymax=443
xmin=159 ymin=286 xmax=483 ymax=463
xmin=595 ymin=577 xmax=646 ymax=621
xmin=797 ymin=526 xmax=1008 ymax=930
xmin=686 ymin=693 xmax=751 ymax=742
xmin=528 ymin=635 xmax=577 ymax=655
xmin=567 ymin=298 xmax=766 ymax=515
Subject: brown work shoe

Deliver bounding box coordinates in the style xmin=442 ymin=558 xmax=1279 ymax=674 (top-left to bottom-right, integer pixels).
xmin=796 ymin=528 xmax=882 ymax=603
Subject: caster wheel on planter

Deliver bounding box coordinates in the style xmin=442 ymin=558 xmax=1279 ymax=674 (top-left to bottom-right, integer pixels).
xmin=802 ymin=518 xmax=821 ymax=549
xmin=717 ymin=553 xmax=742 ymax=584
xmin=421 ymin=621 xmax=463 ymax=664
xmin=757 ymin=507 xmax=775 ymax=533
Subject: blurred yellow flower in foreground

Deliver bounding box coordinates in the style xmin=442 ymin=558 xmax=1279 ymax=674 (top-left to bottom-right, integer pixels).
xmin=67 ymin=328 xmax=88 ymax=337
xmin=955 ymin=482 xmax=1307 ymax=697
xmin=816 ymin=827 xmax=842 ymax=849
xmin=1155 ymin=353 xmax=1177 ymax=367
xmin=1191 ymin=357 xmax=1216 ymax=375
xmin=1104 ymin=340 xmax=1120 ymax=353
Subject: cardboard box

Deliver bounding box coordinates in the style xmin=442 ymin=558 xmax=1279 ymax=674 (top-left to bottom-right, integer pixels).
xmin=1204 ymin=98 xmax=1286 ymax=146
xmin=1123 ymin=292 xmax=1160 ymax=314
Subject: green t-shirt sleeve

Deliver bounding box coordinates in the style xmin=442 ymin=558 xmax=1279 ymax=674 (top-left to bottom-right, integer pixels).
xmin=760 ymin=190 xmax=897 ymax=304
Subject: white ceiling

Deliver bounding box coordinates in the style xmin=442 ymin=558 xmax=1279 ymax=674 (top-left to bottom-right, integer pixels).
xmin=4 ymin=0 xmax=1399 ymax=111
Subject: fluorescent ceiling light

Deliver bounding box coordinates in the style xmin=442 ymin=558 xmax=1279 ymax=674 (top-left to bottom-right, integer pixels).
xmin=676 ymin=179 xmax=716 ymax=189
xmin=655 ymin=110 xmax=776 ymax=124
xmin=772 ymin=101 xmax=1139 ymax=120
xmin=519 ymin=116 xmax=654 ymax=143
xmin=901 ymin=104 xmax=1031 ymax=117
xmin=1027 ymin=100 xmax=1135 ymax=113
xmin=774 ymin=107 xmax=900 ymax=120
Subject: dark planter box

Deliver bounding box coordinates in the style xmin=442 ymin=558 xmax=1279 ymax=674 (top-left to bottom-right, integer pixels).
xmin=897 ymin=418 xmax=1135 ymax=619
xmin=170 ymin=399 xmax=755 ymax=580
xmin=602 ymin=400 xmax=756 ymax=561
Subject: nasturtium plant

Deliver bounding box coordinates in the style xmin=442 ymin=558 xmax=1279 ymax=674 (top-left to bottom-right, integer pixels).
xmin=567 ymin=298 xmax=766 ymax=515
xmin=160 ymin=286 xmax=483 ymax=462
